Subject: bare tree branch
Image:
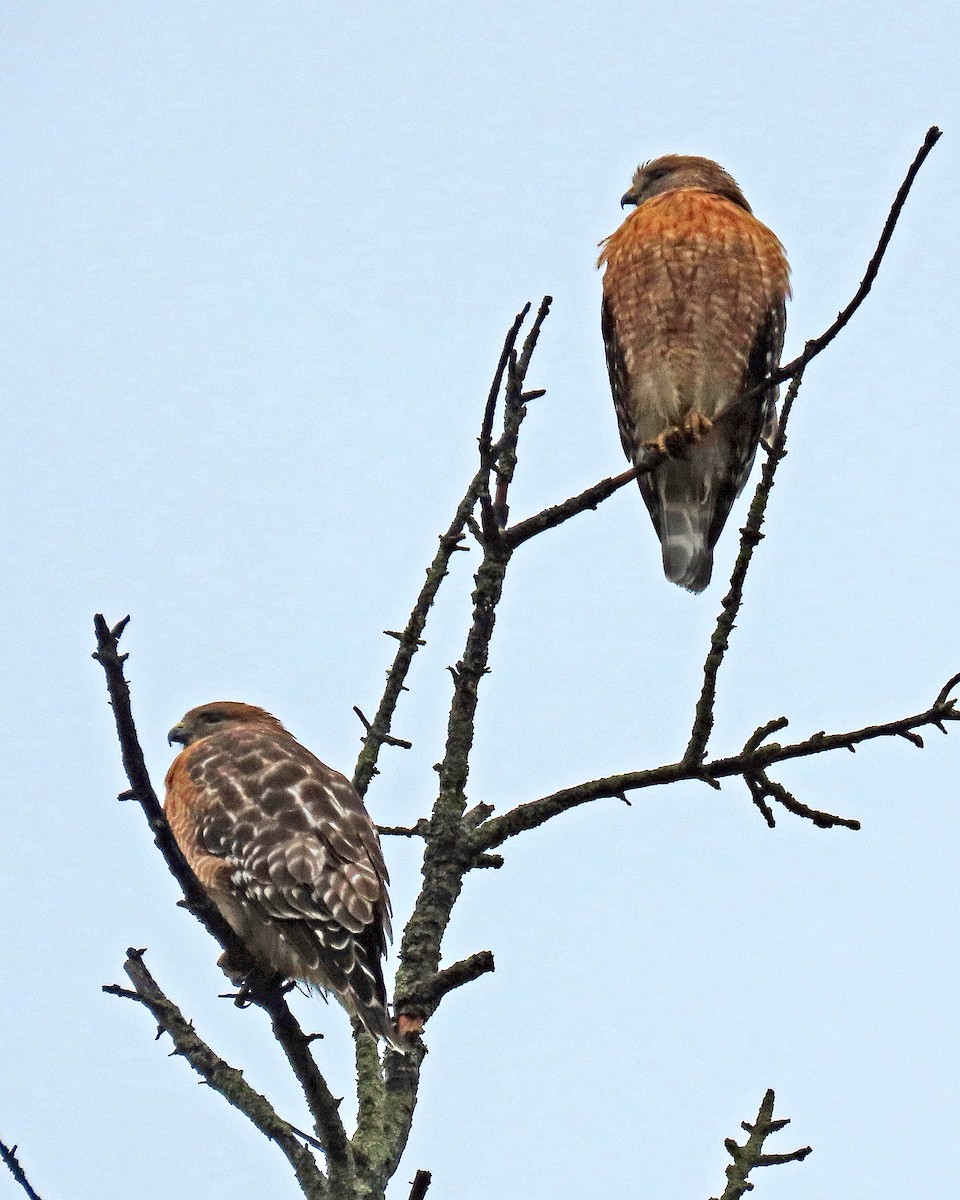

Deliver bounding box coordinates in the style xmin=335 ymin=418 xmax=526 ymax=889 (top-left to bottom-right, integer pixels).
xmin=103 ymin=949 xmax=330 ymax=1200
xmin=352 ymin=303 xmax=539 ymax=798
xmin=92 ymin=614 xmax=252 ymax=963
xmin=377 ymin=821 xmax=430 ymax=839
xmin=492 ymin=296 xmax=552 ymax=527
xmin=710 ymin=1089 xmax=811 ymax=1200
xmin=479 ymin=304 xmax=532 ymax=469
xmin=744 ymin=767 xmax=860 ymax=830
xmin=475 ymin=676 xmax=960 ymax=849
xmin=0 ymin=1141 xmax=44 ymax=1200
xmin=684 ymin=370 xmax=805 ymax=767
xmin=504 ymin=463 xmax=640 ymax=548
xmin=353 ymin=706 xmax=413 ymax=751
xmin=765 ymin=126 xmax=942 ymax=391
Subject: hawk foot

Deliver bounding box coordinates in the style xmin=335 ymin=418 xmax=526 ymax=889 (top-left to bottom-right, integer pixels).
xmin=217 ymin=951 xmax=287 ymax=1006
xmin=646 ymin=412 xmax=713 ymax=459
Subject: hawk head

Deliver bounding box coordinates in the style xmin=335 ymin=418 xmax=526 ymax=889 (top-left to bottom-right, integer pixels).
xmin=167 ymin=701 xmax=287 ymax=747
xmin=620 ymin=155 xmax=750 ymax=212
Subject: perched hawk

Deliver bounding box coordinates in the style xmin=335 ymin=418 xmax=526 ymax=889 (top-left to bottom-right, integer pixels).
xmin=599 ymin=155 xmax=791 ymax=591
xmin=165 ymin=701 xmax=404 ymax=1049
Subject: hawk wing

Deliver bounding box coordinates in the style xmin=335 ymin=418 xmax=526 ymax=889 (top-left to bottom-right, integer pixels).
xmin=186 ymin=725 xmax=392 ymax=1026
xmin=701 ymin=296 xmax=787 ymax=553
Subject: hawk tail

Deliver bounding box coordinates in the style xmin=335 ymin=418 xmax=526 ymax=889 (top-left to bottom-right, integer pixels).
xmin=349 ymin=988 xmax=412 ymax=1054
xmin=656 ymin=498 xmax=714 ymax=593
xmin=641 ymin=456 xmax=720 ymax=594
xmin=323 ymin=925 xmax=413 ymax=1054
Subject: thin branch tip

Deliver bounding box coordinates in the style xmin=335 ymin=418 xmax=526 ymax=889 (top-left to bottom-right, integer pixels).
xmin=408 ymin=1169 xmax=433 ymax=1200
xmin=0 ymin=1140 xmax=45 ymax=1200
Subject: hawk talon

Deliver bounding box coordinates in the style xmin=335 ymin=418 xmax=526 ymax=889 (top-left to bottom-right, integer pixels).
xmin=645 ymin=414 xmax=712 ymax=461
xmin=217 ymin=987 xmax=254 ymax=1008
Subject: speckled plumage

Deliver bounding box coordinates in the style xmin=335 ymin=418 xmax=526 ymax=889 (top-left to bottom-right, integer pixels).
xmin=165 ymin=701 xmax=405 ymax=1049
xmin=599 ymin=155 xmax=790 ymax=591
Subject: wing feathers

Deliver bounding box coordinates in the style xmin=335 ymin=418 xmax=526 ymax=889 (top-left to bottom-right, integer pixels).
xmin=165 ymin=720 xmax=402 ymax=1048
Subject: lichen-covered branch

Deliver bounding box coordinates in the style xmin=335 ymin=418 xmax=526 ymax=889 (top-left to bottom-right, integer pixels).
xmin=103 ymin=949 xmax=329 ymax=1200
xmin=475 ymin=676 xmax=960 ymax=848
xmin=710 ymin=1089 xmax=811 ymax=1200
xmin=0 ymin=1140 xmax=45 ymax=1200
xmin=354 ymin=304 xmax=551 ymax=1194
xmin=395 ymin=951 xmax=495 ymax=1025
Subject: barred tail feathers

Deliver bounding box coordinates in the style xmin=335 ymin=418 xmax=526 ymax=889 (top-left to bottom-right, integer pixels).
xmin=653 ymin=468 xmax=715 ymax=592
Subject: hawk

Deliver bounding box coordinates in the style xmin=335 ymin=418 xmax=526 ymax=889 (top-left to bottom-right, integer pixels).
xmin=165 ymin=701 xmax=405 ymax=1049
xmin=599 ymin=155 xmax=791 ymax=592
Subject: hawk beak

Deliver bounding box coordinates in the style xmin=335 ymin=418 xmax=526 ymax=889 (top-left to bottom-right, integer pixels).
xmin=620 ymin=190 xmax=638 ymax=209
xmin=168 ymin=723 xmax=187 ymax=747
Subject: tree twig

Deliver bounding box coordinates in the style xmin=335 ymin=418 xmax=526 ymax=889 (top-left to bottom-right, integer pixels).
xmin=479 ymin=304 xmax=531 ymax=469
xmin=493 ymin=296 xmax=552 ymax=526
xmin=377 ymin=821 xmax=430 ymax=839
xmin=710 ymin=1089 xmax=811 ymax=1200
xmin=408 ymin=1169 xmax=432 ymax=1200
xmin=764 ymin=126 xmax=942 ymax=392
xmin=504 ymin=463 xmax=640 ymax=548
xmin=103 ymin=949 xmax=330 ymax=1200
xmin=745 ymin=768 xmax=860 ymax=830
xmin=0 ymin=1141 xmax=44 ymax=1200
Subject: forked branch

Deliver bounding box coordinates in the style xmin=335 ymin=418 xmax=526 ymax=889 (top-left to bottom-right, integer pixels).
xmin=475 ymin=674 xmax=960 ymax=849
xmin=103 ymin=949 xmax=329 ymax=1199
xmin=684 ymin=370 xmax=805 ymax=767
xmin=711 ymin=1089 xmax=811 ymax=1200
xmin=352 ymin=302 xmax=541 ymax=798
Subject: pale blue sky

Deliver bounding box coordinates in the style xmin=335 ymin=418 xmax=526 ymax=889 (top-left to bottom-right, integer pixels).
xmin=1 ymin=4 xmax=958 ymax=1198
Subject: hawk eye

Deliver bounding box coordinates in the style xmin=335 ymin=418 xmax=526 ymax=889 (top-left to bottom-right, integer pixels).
xmin=202 ymin=711 xmax=227 ymax=724
xmin=646 ymin=167 xmax=670 ymax=182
